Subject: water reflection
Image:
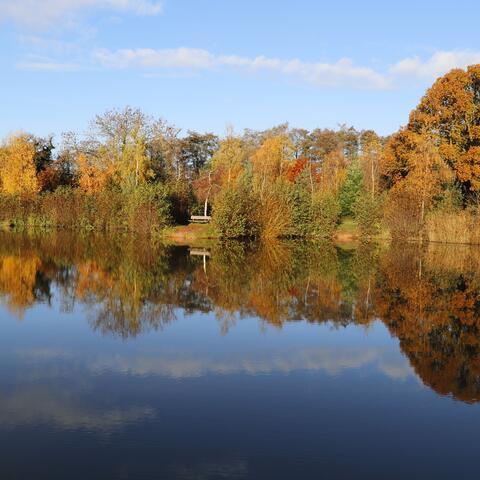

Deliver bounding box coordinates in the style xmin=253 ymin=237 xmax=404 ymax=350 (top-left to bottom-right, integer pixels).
xmin=3 ymin=233 xmax=480 ymax=479
xmin=0 ymin=232 xmax=479 ymax=404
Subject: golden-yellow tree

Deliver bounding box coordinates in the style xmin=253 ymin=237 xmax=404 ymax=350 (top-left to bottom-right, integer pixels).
xmin=251 ymin=134 xmax=293 ymax=199
xmin=93 ymin=107 xmax=153 ymax=189
xmin=382 ymin=132 xmax=452 ymax=236
xmin=249 ymin=135 xmax=295 ymax=238
xmin=318 ymin=149 xmax=347 ymax=193
xmin=211 ymin=135 xmax=246 ymax=188
xmin=0 ymin=135 xmax=39 ymax=195
xmin=194 ymin=135 xmax=247 ymax=217
xmin=405 ymin=135 xmax=452 ymax=225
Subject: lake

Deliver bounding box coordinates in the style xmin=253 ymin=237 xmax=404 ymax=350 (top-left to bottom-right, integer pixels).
xmin=1 ymin=232 xmax=479 ymax=479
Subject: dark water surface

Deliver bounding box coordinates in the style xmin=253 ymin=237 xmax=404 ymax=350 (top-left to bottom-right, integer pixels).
xmin=1 ymin=232 xmax=480 ymax=479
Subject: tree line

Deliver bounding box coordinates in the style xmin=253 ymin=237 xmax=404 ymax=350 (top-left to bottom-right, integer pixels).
xmin=2 ymin=64 xmax=480 ymax=240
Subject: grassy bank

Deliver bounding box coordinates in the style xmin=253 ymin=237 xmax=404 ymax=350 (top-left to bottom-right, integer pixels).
xmin=162 ymin=224 xmax=218 ymax=242
xmin=163 ymin=219 xmax=389 ymax=244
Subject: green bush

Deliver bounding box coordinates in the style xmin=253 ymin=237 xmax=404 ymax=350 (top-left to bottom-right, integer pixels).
xmin=122 ymin=183 xmax=172 ymax=233
xmin=311 ymin=192 xmax=341 ymax=238
xmin=288 ymin=171 xmax=313 ymax=237
xmin=212 ymin=186 xmax=258 ymax=238
xmin=353 ymin=193 xmax=382 ymax=237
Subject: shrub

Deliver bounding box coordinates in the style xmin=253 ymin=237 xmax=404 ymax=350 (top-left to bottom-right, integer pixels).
xmin=288 ymin=171 xmax=314 ymax=237
xmin=383 ymin=188 xmax=422 ymax=240
xmin=121 ymin=183 xmax=172 ymax=233
xmin=212 ymin=186 xmax=258 ymax=238
xmin=255 ymin=180 xmax=293 ymax=239
xmin=354 ymin=193 xmax=382 ymax=237
xmin=311 ymin=192 xmax=340 ymax=238
xmin=0 ymin=184 xmax=172 ymax=234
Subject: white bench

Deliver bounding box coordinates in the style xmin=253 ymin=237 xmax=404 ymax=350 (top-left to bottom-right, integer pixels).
xmin=190 ymin=215 xmax=212 ymax=224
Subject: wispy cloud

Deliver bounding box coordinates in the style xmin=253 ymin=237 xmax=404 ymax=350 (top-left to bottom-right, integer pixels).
xmin=93 ymin=47 xmax=391 ymax=89
xmin=92 ymin=47 xmax=480 ymax=88
xmin=13 ymin=43 xmax=480 ymax=90
xmin=0 ymin=0 xmax=163 ymax=26
xmin=17 ymin=344 xmax=414 ymax=380
xmin=17 ymin=61 xmax=82 ymax=72
xmin=390 ymin=50 xmax=480 ymax=79
xmin=0 ymin=386 xmax=155 ymax=431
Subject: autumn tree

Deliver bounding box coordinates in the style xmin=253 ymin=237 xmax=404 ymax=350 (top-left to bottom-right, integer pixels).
xmin=242 ymin=123 xmax=289 ymax=153
xmin=307 ymin=128 xmax=341 ymax=162
xmin=195 ymin=134 xmax=246 ymax=216
xmin=359 ymin=130 xmax=382 ymax=198
xmin=0 ymin=135 xmax=39 ymax=195
xmin=211 ymin=135 xmax=246 ymax=186
xmin=318 ymin=149 xmax=347 ymax=192
xmin=405 ymin=134 xmax=452 ymax=225
xmin=387 ymin=64 xmax=480 ymax=200
xmin=289 ymin=128 xmax=311 ymax=159
xmin=148 ymin=119 xmax=181 ymax=180
xmin=383 ymin=131 xmax=452 ymax=236
xmin=92 ymin=107 xmax=154 ymax=189
xmin=285 ymin=157 xmax=309 ymax=183
xmin=77 ymin=152 xmax=114 ymax=194
xmin=338 ymin=125 xmax=360 ymax=161
xmin=251 ymin=134 xmax=294 ymax=198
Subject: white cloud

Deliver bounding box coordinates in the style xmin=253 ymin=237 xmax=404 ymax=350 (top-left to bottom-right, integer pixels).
xmin=15 ymin=42 xmax=480 ymax=89
xmin=390 ymin=50 xmax=480 ymax=79
xmin=92 ymin=47 xmax=391 ymax=89
xmin=16 ymin=61 xmax=82 ymax=71
xmin=0 ymin=0 xmax=162 ymax=26
xmin=94 ymin=47 xmax=217 ymax=69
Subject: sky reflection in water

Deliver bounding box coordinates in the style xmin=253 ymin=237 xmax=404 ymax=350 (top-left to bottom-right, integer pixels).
xmin=0 ymin=233 xmax=479 ymax=479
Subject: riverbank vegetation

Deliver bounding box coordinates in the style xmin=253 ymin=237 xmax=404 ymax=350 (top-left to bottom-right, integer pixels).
xmin=2 ymin=64 xmax=480 ymax=242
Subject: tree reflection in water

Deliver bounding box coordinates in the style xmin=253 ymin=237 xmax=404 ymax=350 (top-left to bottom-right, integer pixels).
xmin=0 ymin=231 xmax=480 ymax=402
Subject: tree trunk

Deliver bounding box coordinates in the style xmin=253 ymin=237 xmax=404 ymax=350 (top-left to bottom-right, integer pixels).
xmin=204 ymin=172 xmax=212 ymax=217
xmin=135 ymin=154 xmax=139 ymax=187
xmin=371 ymin=157 xmax=375 ymax=198
xmin=309 ymin=159 xmax=314 ymax=203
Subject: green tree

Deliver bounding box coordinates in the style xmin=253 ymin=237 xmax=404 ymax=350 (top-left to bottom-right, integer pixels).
xmin=339 ymin=160 xmax=363 ymax=217
xmin=179 ymin=131 xmax=219 ymax=177
xmin=289 ymin=170 xmax=313 ymax=237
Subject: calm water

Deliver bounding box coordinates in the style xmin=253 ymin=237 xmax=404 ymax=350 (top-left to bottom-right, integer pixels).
xmin=1 ymin=233 xmax=480 ymax=479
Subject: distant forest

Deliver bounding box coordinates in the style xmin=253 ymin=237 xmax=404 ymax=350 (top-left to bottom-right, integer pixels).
xmin=2 ymin=64 xmax=480 ymax=242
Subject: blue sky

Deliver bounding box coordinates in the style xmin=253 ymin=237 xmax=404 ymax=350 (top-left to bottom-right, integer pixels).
xmin=1 ymin=0 xmax=480 ymax=139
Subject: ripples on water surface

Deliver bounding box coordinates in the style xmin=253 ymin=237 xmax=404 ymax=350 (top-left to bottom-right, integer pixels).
xmin=1 ymin=232 xmax=480 ymax=479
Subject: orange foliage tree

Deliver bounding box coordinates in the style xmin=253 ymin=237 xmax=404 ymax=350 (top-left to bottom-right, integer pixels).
xmin=77 ymin=153 xmax=114 ymax=194
xmin=385 ymin=64 xmax=480 ymax=198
